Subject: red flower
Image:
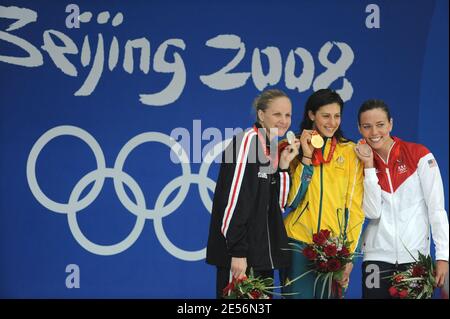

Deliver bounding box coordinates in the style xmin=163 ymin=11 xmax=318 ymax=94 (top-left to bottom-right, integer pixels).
xmin=326 ymin=258 xmax=341 ymax=272
xmin=412 ymin=265 xmax=426 ymax=277
xmin=223 ymin=276 xmax=247 ymax=296
xmin=387 ymin=252 xmax=436 ymax=299
xmin=222 ymin=270 xmax=274 ymax=299
xmin=303 ymin=246 xmax=318 ymax=260
xmin=398 ymin=289 xmax=409 ymax=299
xmin=324 ymin=245 xmax=337 ymax=257
xmin=319 ymin=229 xmax=331 ymax=239
xmin=338 ymin=246 xmax=350 ymax=257
xmin=249 ymin=290 xmax=261 ymax=299
xmin=312 ymin=233 xmax=327 ymax=245
xmin=237 ymin=276 xmax=248 ymax=283
xmin=317 ymin=261 xmax=328 ymax=271
xmin=303 ymin=230 xmax=355 ymax=282
xmin=389 ymin=286 xmax=399 ymax=297
xmin=393 ymin=275 xmax=403 ymax=283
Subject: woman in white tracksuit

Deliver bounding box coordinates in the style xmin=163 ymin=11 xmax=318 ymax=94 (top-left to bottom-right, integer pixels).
xmin=354 ymin=99 xmax=449 ymax=299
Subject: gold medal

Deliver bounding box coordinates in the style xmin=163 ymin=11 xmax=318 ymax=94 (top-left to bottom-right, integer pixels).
xmin=311 ymin=132 xmax=324 ymax=149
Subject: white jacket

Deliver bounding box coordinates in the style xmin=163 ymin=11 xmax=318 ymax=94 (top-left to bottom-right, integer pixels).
xmin=362 ymin=137 xmax=449 ymax=264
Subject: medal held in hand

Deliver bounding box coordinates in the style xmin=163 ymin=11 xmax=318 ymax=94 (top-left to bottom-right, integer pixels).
xmin=311 ymin=130 xmax=324 ymax=149
xmin=357 ymin=139 xmax=372 ymax=157
xmin=286 ymin=131 xmax=295 ymax=145
xmin=286 ymin=131 xmax=296 ymax=153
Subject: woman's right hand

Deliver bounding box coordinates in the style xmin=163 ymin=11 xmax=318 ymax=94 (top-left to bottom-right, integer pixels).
xmin=231 ymin=257 xmax=247 ymax=279
xmin=354 ymin=140 xmax=374 ymax=168
xmin=299 ymin=129 xmax=315 ymax=157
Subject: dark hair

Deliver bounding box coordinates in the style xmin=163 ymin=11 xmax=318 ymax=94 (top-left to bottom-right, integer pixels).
xmin=253 ymin=89 xmax=289 ymax=123
xmin=358 ymin=99 xmax=391 ymax=125
xmin=299 ymin=88 xmax=348 ymax=143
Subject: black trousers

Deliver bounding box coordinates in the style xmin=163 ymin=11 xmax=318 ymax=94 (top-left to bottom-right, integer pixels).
xmin=362 ymin=261 xmax=412 ymax=299
xmin=216 ymin=266 xmax=274 ymax=299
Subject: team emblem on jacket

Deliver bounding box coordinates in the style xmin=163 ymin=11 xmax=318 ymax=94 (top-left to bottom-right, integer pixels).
xmin=335 ymin=155 xmax=345 ymax=168
xmin=257 ymin=172 xmax=268 ymax=179
xmin=397 ymin=164 xmax=408 ymax=174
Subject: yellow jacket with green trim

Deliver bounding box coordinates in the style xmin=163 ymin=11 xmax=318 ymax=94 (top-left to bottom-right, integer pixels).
xmin=284 ymin=139 xmax=365 ymax=253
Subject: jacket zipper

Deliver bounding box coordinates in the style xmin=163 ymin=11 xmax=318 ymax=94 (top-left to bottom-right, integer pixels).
xmin=266 ymin=211 xmax=274 ymax=269
xmin=266 ymin=175 xmax=274 ymax=269
xmin=317 ymin=164 xmax=324 ymax=233
xmin=385 ymin=168 xmax=399 ymax=264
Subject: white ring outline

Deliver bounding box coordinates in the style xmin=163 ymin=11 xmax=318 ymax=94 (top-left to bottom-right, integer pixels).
xmin=67 ymin=168 xmax=146 ymax=256
xmin=113 ymin=132 xmax=191 ymax=219
xmin=26 ymin=126 xmax=232 ymax=260
xmin=26 ymin=126 xmax=106 ymax=213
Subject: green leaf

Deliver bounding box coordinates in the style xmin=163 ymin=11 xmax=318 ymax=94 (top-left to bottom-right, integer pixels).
xmin=313 ymin=273 xmax=322 ymax=297
xmin=328 ymin=275 xmax=333 ymax=299
xmin=284 ymin=269 xmax=314 ymax=287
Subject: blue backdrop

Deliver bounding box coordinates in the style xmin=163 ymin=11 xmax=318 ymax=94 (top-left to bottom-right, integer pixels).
xmin=0 ymin=0 xmax=448 ymax=298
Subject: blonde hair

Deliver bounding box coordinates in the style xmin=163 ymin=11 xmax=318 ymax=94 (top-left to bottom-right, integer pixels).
xmin=252 ymin=89 xmax=289 ymax=122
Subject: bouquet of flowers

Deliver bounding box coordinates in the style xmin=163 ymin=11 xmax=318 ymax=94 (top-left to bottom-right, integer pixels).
xmin=222 ymin=268 xmax=273 ymax=299
xmin=387 ymin=252 xmax=436 ymax=299
xmin=286 ymin=228 xmax=356 ymax=298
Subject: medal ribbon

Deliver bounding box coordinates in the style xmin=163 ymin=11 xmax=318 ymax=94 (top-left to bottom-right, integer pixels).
xmin=312 ymin=136 xmax=337 ymax=166
xmin=253 ymin=125 xmax=279 ymax=169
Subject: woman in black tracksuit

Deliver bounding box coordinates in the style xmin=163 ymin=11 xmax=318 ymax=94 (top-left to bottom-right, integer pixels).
xmin=206 ymin=89 xmax=300 ymax=298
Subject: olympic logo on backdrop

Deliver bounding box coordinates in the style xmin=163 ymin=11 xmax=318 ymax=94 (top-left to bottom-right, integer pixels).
xmin=26 ymin=125 xmax=231 ymax=260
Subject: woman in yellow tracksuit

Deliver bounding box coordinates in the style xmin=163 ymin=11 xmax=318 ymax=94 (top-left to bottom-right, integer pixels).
xmin=282 ymin=89 xmax=365 ymax=299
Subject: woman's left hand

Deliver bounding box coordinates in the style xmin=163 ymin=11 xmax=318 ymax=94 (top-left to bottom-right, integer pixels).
xmin=434 ymin=260 xmax=448 ymax=288
xmin=336 ymin=263 xmax=353 ymax=289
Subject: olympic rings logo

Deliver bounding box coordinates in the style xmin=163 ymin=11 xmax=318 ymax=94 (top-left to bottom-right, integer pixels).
xmin=26 ymin=125 xmax=231 ymax=260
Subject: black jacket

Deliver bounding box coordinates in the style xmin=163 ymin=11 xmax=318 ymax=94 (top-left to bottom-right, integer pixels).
xmin=206 ymin=123 xmax=291 ymax=270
